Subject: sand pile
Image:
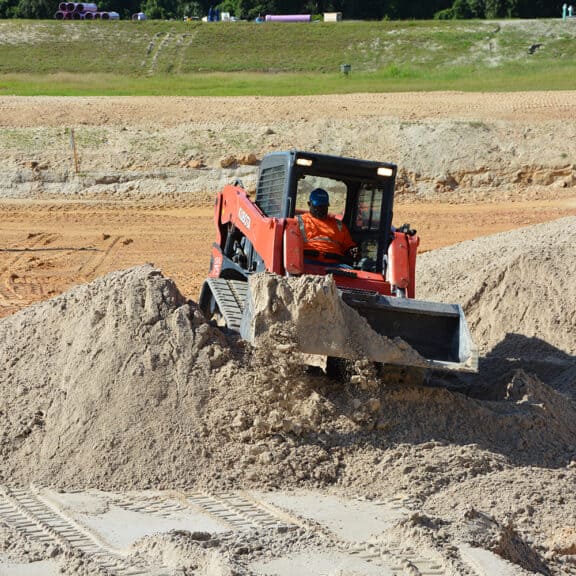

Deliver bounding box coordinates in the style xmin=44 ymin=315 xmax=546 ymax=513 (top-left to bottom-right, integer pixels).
xmin=0 ymin=265 xmax=234 ymax=488
xmin=0 ymin=219 xmax=575 ymax=573
xmin=0 ymin=257 xmax=573 ymax=490
xmin=417 ymin=216 xmax=576 ymax=360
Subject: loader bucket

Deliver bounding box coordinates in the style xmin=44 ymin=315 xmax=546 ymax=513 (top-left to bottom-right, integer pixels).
xmin=340 ymin=290 xmax=478 ymax=373
xmin=239 ymin=274 xmax=478 ymax=374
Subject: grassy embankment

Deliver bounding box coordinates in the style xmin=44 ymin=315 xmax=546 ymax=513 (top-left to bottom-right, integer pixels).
xmin=1 ymin=18 xmax=576 ymax=95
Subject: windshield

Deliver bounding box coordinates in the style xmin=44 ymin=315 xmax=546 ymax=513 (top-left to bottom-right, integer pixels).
xmin=353 ymin=184 xmax=383 ymax=232
xmin=295 ymin=176 xmax=347 ymax=216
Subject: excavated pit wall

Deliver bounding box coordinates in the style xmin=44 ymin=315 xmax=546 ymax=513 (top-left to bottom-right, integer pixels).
xmin=0 ymin=116 xmax=575 ymax=201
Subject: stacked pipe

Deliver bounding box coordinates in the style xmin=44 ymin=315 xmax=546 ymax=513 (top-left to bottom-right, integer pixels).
xmin=54 ymin=2 xmax=119 ymax=19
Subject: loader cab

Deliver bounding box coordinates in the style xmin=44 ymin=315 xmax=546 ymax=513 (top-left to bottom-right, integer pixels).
xmin=255 ymin=150 xmax=397 ymax=273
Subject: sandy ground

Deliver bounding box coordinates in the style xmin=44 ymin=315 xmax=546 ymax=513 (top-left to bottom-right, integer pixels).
xmin=1 ymin=197 xmax=574 ymax=319
xmin=0 ymin=93 xmax=575 ymax=576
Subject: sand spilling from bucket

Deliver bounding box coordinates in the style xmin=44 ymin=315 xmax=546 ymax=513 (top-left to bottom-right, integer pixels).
xmin=0 ymin=218 xmax=575 ymax=572
xmin=242 ymin=272 xmax=426 ymax=366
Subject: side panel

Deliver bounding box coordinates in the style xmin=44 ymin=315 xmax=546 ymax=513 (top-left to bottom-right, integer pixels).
xmin=387 ymin=231 xmax=419 ymax=297
xmin=208 ymin=244 xmax=223 ymax=278
xmin=283 ymin=219 xmax=304 ymax=275
xmin=218 ymin=184 xmax=286 ymax=275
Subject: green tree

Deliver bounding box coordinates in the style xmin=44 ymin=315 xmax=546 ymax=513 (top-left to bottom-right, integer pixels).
xmin=141 ymin=0 xmax=181 ymax=18
xmin=215 ymin=0 xmax=276 ymax=19
xmin=182 ymin=1 xmax=203 ymax=17
xmin=0 ymin=0 xmax=562 ymax=21
xmin=13 ymin=0 xmax=52 ymax=17
xmin=0 ymin=0 xmax=18 ymax=18
xmin=485 ymin=0 xmax=507 ymax=17
xmin=452 ymin=0 xmax=474 ymax=17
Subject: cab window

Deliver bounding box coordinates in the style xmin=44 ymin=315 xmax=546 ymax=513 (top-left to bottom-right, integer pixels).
xmin=353 ymin=185 xmax=383 ymax=232
xmin=295 ymin=176 xmax=347 ymax=216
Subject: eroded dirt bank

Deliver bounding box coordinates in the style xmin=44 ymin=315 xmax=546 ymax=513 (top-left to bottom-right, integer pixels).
xmin=1 ymin=93 xmax=576 ymax=202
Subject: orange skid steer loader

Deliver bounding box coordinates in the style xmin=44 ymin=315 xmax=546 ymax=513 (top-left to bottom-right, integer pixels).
xmin=199 ymin=150 xmax=477 ymax=373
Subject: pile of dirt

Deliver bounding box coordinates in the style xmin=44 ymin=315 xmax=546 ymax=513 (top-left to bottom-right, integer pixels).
xmin=0 ymin=265 xmax=233 ymax=488
xmin=417 ymin=216 xmax=576 ymax=359
xmin=0 ymin=219 xmax=575 ymax=573
xmin=1 ymin=259 xmax=572 ymax=489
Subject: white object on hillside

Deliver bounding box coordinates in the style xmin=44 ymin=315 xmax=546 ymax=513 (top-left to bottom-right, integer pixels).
xmin=324 ymin=12 xmax=342 ymax=22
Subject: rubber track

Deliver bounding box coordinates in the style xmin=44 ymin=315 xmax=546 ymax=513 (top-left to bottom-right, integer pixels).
xmin=205 ymin=278 xmax=248 ymax=331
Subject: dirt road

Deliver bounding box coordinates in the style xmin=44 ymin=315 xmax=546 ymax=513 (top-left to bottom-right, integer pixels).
xmin=1 ymin=197 xmax=575 ymax=318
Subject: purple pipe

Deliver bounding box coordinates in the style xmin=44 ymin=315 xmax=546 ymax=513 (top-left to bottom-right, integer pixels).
xmin=54 ymin=10 xmax=66 ymax=18
xmin=265 ymin=14 xmax=311 ymax=22
xmin=74 ymin=3 xmax=97 ymax=11
xmin=58 ymin=2 xmax=67 ymax=10
xmin=84 ymin=11 xmax=94 ymax=18
xmin=66 ymin=2 xmax=75 ymax=11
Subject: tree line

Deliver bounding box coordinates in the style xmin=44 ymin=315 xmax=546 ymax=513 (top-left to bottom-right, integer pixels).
xmin=0 ymin=0 xmax=562 ymax=24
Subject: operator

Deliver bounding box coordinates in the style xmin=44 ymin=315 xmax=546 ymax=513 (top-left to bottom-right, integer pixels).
xmin=297 ymin=188 xmax=358 ymax=263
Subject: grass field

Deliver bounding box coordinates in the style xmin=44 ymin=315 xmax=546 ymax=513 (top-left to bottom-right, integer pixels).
xmin=1 ymin=18 xmax=576 ymax=95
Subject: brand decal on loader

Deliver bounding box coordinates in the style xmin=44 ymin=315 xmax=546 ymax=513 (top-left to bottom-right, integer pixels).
xmin=238 ymin=208 xmax=251 ymax=230
xmin=211 ymin=250 xmax=223 ymax=277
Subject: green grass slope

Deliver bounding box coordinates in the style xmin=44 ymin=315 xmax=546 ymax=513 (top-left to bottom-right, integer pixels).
xmin=1 ymin=18 xmax=575 ymax=95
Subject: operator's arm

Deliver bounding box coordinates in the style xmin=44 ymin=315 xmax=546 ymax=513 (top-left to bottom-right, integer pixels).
xmin=335 ymin=221 xmax=360 ymax=262
xmin=339 ymin=222 xmax=357 ymax=253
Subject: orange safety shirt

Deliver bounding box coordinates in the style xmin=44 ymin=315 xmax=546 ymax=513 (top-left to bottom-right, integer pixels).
xmin=297 ymin=212 xmax=356 ymax=257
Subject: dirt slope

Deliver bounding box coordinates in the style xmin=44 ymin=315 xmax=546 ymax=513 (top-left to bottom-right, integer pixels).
xmin=1 ymin=93 xmax=576 ymax=202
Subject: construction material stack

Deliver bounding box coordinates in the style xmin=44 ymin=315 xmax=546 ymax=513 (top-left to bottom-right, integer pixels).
xmin=54 ymin=2 xmax=119 ymax=19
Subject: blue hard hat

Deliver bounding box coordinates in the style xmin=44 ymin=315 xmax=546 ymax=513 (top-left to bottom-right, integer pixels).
xmin=309 ymin=188 xmax=330 ymax=207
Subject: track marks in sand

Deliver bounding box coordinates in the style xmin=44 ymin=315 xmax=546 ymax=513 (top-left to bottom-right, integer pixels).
xmin=0 ymin=487 xmax=528 ymax=576
xmin=0 ymin=233 xmax=129 ymax=317
xmin=0 ymin=486 xmax=147 ymax=575
xmin=143 ymin=31 xmax=195 ymax=75
xmin=0 ymin=232 xmax=58 ymax=309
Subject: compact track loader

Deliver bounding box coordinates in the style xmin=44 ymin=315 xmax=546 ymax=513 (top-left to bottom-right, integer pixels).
xmin=199 ymin=150 xmax=477 ymax=373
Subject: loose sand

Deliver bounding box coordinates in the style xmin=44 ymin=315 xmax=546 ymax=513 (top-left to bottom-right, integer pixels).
xmin=0 ymin=93 xmax=575 ymax=575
